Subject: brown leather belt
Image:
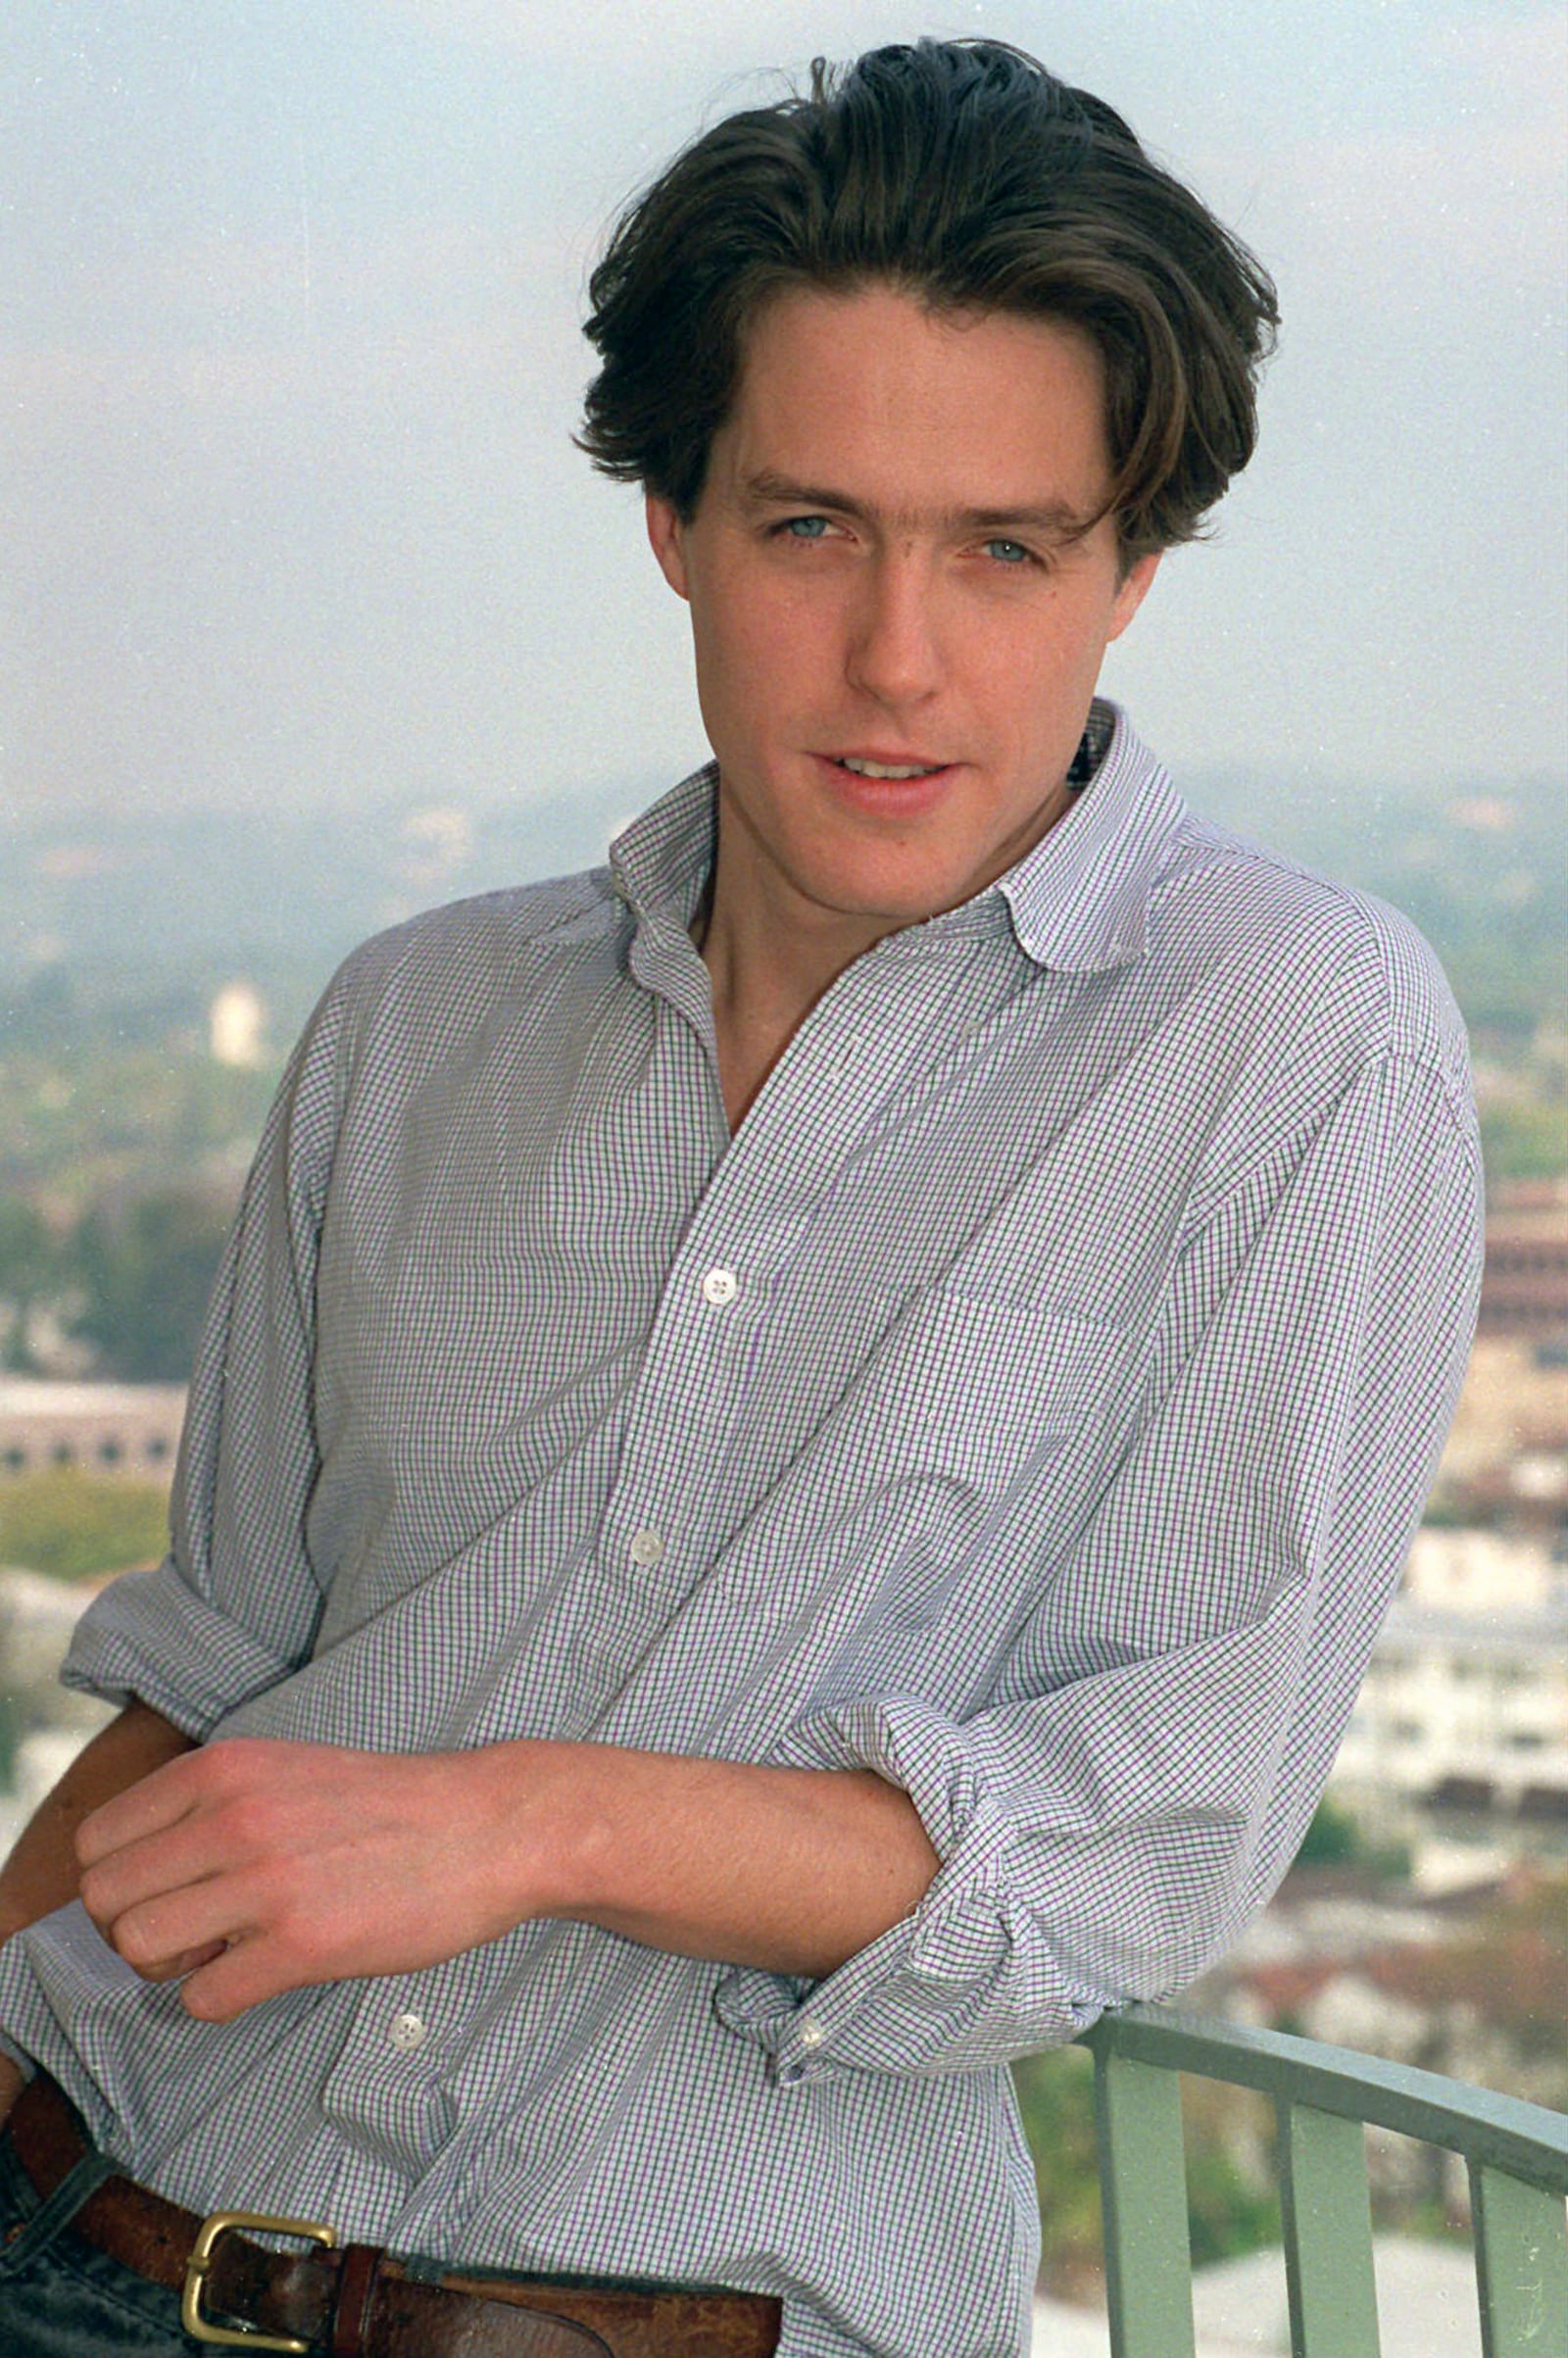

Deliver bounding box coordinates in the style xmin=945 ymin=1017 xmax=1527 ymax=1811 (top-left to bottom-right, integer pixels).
xmin=5 ymin=2075 xmax=781 ymax=2358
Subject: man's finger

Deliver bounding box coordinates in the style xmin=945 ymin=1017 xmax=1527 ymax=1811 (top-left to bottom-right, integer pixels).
xmin=107 ymin=1886 xmax=246 ymax=1978
xmin=138 ymin=1940 xmax=228 ymax=1985
xmin=178 ymin=1938 xmax=285 ymax=2024
xmin=75 ymin=1752 xmax=204 ymax=1868
xmin=77 ymin=1817 xmax=230 ymax=1928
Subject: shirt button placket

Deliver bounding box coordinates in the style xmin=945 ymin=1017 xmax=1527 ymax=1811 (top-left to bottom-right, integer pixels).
xmin=615 ymin=1255 xmax=743 ymax=1597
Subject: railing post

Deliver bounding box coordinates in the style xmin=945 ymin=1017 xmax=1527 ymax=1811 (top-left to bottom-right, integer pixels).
xmin=1470 ymin=2161 xmax=1568 ymax=2358
xmin=1081 ymin=2006 xmax=1568 ymax=2358
xmin=1277 ymin=2098 xmax=1381 ymax=2357
xmin=1093 ymin=2043 xmax=1197 ymax=2358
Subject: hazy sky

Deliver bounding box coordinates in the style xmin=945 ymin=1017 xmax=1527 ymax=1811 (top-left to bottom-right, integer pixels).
xmin=5 ymin=0 xmax=1565 ymax=819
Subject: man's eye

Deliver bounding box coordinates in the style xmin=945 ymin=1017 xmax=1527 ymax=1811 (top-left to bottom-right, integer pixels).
xmin=781 ymin=516 xmax=832 ymax=540
xmin=983 ymin=538 xmax=1034 ymax=565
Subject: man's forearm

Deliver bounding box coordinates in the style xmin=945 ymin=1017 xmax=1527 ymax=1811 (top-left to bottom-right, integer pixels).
xmin=531 ymin=1742 xmax=941 ymax=1976
xmin=72 ymin=1731 xmax=942 ymax=2022
xmin=0 ymin=1699 xmax=195 ymax=1949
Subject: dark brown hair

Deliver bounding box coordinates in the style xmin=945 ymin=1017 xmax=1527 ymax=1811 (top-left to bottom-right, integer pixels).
xmin=578 ymin=39 xmax=1278 ymax=563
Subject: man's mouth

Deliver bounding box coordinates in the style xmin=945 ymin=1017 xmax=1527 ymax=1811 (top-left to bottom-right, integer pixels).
xmin=833 ymin=756 xmax=948 ymax=780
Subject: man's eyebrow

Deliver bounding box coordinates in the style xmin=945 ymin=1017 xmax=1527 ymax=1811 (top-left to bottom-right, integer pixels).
xmin=739 ymin=469 xmax=1093 ymax=539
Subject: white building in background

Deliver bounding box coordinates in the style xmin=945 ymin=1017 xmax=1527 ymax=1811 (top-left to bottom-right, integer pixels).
xmin=1403 ymin=1526 xmax=1561 ymax=1615
xmin=1334 ymin=1528 xmax=1568 ymax=1817
xmin=0 ymin=1379 xmax=186 ymax=1481
xmin=209 ymin=979 xmax=268 ymax=1067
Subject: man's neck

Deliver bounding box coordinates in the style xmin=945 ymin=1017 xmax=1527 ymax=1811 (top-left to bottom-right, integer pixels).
xmin=696 ymin=875 xmax=892 ymax=1133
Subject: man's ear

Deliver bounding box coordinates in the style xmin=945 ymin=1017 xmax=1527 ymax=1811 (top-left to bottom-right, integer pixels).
xmin=645 ymin=494 xmax=690 ymax=601
xmin=1108 ymin=550 xmax=1161 ymax=642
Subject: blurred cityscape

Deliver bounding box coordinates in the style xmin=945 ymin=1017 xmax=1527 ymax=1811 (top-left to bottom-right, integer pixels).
xmin=3 ymin=762 xmax=1564 ymax=2353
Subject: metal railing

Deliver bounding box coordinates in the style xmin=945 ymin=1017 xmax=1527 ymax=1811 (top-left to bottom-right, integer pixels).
xmin=1077 ymin=2005 xmax=1568 ymax=2357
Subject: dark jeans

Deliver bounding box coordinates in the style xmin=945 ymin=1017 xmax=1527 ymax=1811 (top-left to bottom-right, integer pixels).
xmin=0 ymin=2125 xmax=202 ymax=2356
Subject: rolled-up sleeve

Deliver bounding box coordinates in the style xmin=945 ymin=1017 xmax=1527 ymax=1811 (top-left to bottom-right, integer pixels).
xmin=716 ymin=1051 xmax=1484 ymax=2084
xmin=61 ymin=957 xmax=362 ymax=1735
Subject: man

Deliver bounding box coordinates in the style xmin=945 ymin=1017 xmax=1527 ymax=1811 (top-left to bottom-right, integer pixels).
xmin=0 ymin=39 xmax=1480 ymax=2358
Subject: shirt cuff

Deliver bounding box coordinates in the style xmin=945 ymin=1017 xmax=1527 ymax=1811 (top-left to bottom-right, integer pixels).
xmin=61 ymin=1561 xmax=302 ymax=1739
xmin=713 ymin=1696 xmax=1102 ymax=2087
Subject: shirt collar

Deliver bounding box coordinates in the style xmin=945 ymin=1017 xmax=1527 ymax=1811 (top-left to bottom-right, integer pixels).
xmin=610 ymin=763 xmax=718 ymax=938
xmin=992 ymin=701 xmax=1187 ymax=974
xmin=608 ymin=700 xmax=1185 ymax=977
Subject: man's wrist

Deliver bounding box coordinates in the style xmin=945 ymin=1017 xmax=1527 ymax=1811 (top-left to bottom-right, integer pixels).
xmin=465 ymin=1738 xmax=608 ymax=1927
xmin=463 ymin=1736 xmax=720 ymax=1935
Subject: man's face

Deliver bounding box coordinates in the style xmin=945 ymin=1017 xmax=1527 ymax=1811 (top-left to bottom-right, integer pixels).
xmin=647 ymin=282 xmax=1159 ymax=948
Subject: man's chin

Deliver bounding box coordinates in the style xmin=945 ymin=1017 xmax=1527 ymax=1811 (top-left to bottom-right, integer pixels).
xmin=787 ymin=856 xmax=991 ymax=936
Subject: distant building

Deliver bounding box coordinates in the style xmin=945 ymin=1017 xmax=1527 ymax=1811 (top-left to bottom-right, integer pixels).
xmin=1336 ymin=1571 xmax=1568 ymax=1820
xmin=1430 ymin=1331 xmax=1568 ymax=1533
xmin=1403 ymin=1526 xmax=1559 ymax=1615
xmin=0 ymin=1379 xmax=185 ymax=1482
xmin=1479 ymin=1179 xmax=1568 ymax=1341
xmin=209 ymin=980 xmax=268 ymax=1068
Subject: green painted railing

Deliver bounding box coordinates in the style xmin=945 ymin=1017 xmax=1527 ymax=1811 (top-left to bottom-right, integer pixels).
xmin=1076 ymin=2005 xmax=1568 ymax=2358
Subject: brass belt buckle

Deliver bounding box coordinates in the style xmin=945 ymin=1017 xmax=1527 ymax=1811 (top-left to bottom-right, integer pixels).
xmin=181 ymin=2208 xmax=340 ymax=2351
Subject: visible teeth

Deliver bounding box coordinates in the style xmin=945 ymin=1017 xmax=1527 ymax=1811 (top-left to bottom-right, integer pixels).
xmin=840 ymin=758 xmax=943 ymax=779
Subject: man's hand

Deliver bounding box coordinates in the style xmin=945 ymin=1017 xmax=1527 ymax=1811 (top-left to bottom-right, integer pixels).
xmin=75 ymin=1738 xmax=539 ymax=2024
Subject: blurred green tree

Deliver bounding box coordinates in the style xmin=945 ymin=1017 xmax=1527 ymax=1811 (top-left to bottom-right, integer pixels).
xmin=0 ymin=1198 xmax=60 ymax=1370
xmin=67 ymin=1189 xmax=231 ymax=1383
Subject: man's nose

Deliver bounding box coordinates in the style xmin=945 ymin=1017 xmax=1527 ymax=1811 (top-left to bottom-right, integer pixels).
xmin=843 ymin=550 xmax=944 ymax=707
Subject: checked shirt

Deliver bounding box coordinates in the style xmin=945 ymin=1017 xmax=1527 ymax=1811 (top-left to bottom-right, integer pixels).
xmin=0 ymin=704 xmax=1483 ymax=2356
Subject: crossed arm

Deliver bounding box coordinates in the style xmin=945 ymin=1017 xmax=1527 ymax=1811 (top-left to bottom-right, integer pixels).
xmin=0 ymin=1701 xmax=940 ymax=2030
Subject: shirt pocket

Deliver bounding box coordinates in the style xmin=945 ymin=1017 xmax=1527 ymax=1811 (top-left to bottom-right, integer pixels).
xmin=836 ymin=1283 xmax=1129 ymax=1498
xmin=765 ymin=1286 xmax=1131 ymax=1645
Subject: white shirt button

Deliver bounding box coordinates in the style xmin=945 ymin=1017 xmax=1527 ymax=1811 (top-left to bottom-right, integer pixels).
xmin=628 ymin=1527 xmax=664 ymax=1566
xmin=701 ymin=1267 xmax=738 ymax=1306
xmin=389 ymin=2011 xmax=426 ymax=2052
xmin=798 ymin=2016 xmax=825 ymax=2049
